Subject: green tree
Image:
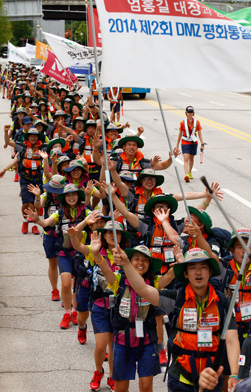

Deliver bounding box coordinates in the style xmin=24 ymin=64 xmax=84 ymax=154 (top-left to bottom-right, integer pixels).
xmin=0 ymin=0 xmax=12 ymax=45
xmin=65 ymin=20 xmax=87 ymax=45
xmin=11 ymin=21 xmax=33 ymax=46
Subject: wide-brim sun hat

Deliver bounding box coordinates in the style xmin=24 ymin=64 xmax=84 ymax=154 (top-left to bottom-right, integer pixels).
xmin=119 ymin=171 xmax=136 ymax=182
xmin=61 ymin=98 xmax=72 ymax=110
xmin=24 ymin=128 xmax=43 ymax=141
xmin=118 ymin=135 xmax=144 ymax=149
xmin=15 ymin=107 xmax=26 ymax=114
xmin=46 ymin=138 xmax=66 ymax=152
xmin=124 ymin=245 xmax=162 ymax=273
xmin=72 ymin=116 xmax=85 ymax=129
xmin=69 ymin=102 xmax=83 ymax=115
xmin=188 ymin=207 xmax=214 ymax=236
xmin=63 ymin=159 xmax=88 ymax=173
xmin=227 ymin=228 xmax=251 ymax=250
xmin=57 ymin=155 xmax=71 ymax=171
xmin=53 ymin=110 xmax=68 ymax=120
xmin=57 ymin=184 xmax=85 ymax=204
xmin=34 ymin=119 xmax=48 ymax=132
xmin=144 ymin=193 xmax=178 ymax=218
xmin=105 ymin=123 xmax=123 ymax=135
xmin=43 ymin=174 xmax=66 ymax=194
xmin=96 ymin=220 xmax=132 ymax=239
xmin=84 ymin=119 xmax=97 ymax=132
xmin=134 ymin=168 xmax=164 ymax=187
xmin=173 ymin=248 xmax=220 ymax=283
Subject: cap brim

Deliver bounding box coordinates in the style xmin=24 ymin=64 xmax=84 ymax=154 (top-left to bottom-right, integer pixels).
xmin=43 ymin=183 xmax=65 ymax=194
xmin=63 ymin=165 xmax=87 ymax=173
xmin=124 ymin=248 xmax=162 ymax=273
xmin=57 ymin=189 xmax=85 ymax=204
xmin=118 ymin=136 xmax=144 ymax=148
xmin=227 ymin=234 xmax=250 ymax=250
xmin=144 ymin=195 xmax=178 ymax=218
xmin=134 ymin=174 xmax=164 ymax=187
xmin=188 ymin=206 xmax=213 ymax=235
xmin=46 ymin=139 xmax=66 ymax=152
xmin=173 ymin=258 xmax=221 ymax=283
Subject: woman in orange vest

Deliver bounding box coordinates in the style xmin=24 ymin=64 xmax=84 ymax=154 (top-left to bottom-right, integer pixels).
xmin=176 ymin=106 xmax=204 ymax=183
xmin=113 ymin=246 xmax=240 ymax=392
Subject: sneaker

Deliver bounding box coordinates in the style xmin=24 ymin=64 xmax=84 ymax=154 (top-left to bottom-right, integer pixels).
xmin=159 ymin=348 xmax=167 ymax=366
xmin=2 ymin=96 xmax=5 ymax=99
xmin=39 ymin=207 xmax=43 ymax=216
xmin=78 ymin=326 xmax=87 ymax=344
xmin=107 ymin=377 xmax=115 ymax=391
xmin=60 ymin=313 xmax=71 ymax=329
xmin=21 ymin=221 xmax=28 ymax=234
xmin=90 ymin=368 xmax=104 ymax=391
xmin=28 ymin=218 xmax=33 ymax=223
xmin=104 ymin=351 xmax=108 ymax=362
xmin=71 ymin=311 xmax=78 ymax=325
xmin=188 ymin=172 xmax=193 ymax=179
xmin=51 ymin=289 xmax=60 ymax=301
xmin=14 ymin=173 xmax=19 ymax=182
xmin=184 ymin=174 xmax=190 ymax=182
xmin=32 ymin=225 xmax=40 ymax=235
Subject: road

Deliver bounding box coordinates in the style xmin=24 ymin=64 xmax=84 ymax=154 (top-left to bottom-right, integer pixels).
xmin=0 ymin=59 xmax=250 ymax=391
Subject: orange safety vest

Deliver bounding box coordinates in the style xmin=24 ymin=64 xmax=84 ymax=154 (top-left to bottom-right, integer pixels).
xmin=119 ymin=151 xmax=145 ymax=179
xmin=22 ymin=140 xmax=43 ymax=174
xmin=187 ymin=233 xmax=209 ymax=249
xmin=174 ymin=283 xmax=221 ymax=379
xmin=92 ymin=79 xmax=98 ymax=96
xmin=109 ymin=87 xmax=122 ymax=103
xmin=48 ymin=97 xmax=56 ymax=114
xmin=150 ymin=216 xmax=174 ymax=274
xmin=133 ymin=186 xmax=162 ymax=217
xmin=228 ymin=259 xmax=251 ymax=325
xmin=82 ymin=134 xmax=94 ymax=164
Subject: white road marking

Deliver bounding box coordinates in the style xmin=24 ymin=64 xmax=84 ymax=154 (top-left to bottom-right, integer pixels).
xmin=179 ymin=93 xmax=192 ymax=97
xmin=229 ymin=92 xmax=251 ymax=98
xmin=175 ymin=158 xmax=198 ymax=171
xmin=223 ymin=189 xmax=251 ymax=209
xmin=209 ymin=101 xmax=225 ymax=106
xmin=128 ymin=129 xmax=146 ymax=139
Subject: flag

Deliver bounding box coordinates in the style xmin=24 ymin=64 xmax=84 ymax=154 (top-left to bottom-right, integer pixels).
xmin=87 ymin=6 xmax=102 ymax=47
xmin=40 ymin=50 xmax=77 ymax=86
xmin=25 ymin=42 xmax=36 ymax=59
xmin=8 ymin=42 xmax=30 ymax=66
xmin=36 ymin=40 xmax=50 ymax=61
xmin=226 ymin=7 xmax=251 ymax=30
xmin=96 ymin=0 xmax=251 ymax=92
xmin=41 ymin=31 xmax=102 ymax=69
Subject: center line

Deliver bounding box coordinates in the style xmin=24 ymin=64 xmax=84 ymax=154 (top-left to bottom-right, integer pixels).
xmin=222 ymin=189 xmax=251 ymax=209
xmin=209 ymin=101 xmax=225 ymax=106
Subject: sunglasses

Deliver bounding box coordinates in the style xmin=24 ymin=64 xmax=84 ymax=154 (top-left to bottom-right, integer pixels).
xmin=89 ymin=105 xmax=95 ymax=108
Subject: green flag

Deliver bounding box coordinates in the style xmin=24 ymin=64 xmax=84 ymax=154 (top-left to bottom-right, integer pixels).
xmin=205 ymin=4 xmax=251 ymax=30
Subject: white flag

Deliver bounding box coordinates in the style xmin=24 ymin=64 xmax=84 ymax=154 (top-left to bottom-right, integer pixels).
xmin=41 ymin=31 xmax=102 ymax=68
xmin=25 ymin=42 xmax=36 ymax=59
xmin=96 ymin=0 xmax=251 ymax=92
xmin=8 ymin=42 xmax=30 ymax=66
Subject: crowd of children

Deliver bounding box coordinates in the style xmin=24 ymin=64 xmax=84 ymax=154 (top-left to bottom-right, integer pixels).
xmin=1 ymin=61 xmax=251 ymax=392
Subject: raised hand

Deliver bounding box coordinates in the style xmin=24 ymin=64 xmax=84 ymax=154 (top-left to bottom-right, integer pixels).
xmin=173 ymin=245 xmax=184 ymax=264
xmin=27 ymin=184 xmax=41 ymax=198
xmin=38 ymin=150 xmax=48 ymax=160
xmin=112 ymin=245 xmax=130 ymax=266
xmin=90 ymin=230 xmax=102 ymax=254
xmin=24 ymin=207 xmax=38 ymax=221
xmin=66 ymin=227 xmax=78 ymax=237
xmin=153 ymin=208 xmax=170 ymax=223
xmin=150 ymin=155 xmax=162 ymax=169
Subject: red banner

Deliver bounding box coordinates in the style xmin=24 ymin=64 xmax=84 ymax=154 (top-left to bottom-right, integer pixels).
xmin=40 ymin=51 xmax=77 ymax=86
xmin=103 ymin=0 xmax=227 ymax=20
xmin=88 ymin=6 xmax=102 ymax=47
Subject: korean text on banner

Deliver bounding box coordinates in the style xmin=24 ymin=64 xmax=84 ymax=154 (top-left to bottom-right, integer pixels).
xmin=40 ymin=50 xmax=77 ymax=86
xmin=8 ymin=42 xmax=30 ymax=66
xmin=36 ymin=41 xmax=50 ymax=61
xmin=96 ymin=0 xmax=251 ymax=92
xmin=88 ymin=6 xmax=102 ymax=47
xmin=25 ymin=42 xmax=36 ymax=59
xmin=41 ymin=31 xmax=102 ymax=69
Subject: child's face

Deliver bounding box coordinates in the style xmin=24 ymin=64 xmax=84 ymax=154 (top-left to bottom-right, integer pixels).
xmin=131 ymin=252 xmax=150 ymax=277
xmin=65 ymin=192 xmax=78 ymax=207
xmin=184 ymin=261 xmax=211 ymax=290
xmin=231 ymin=239 xmax=250 ymax=266
xmin=28 ymin=134 xmax=39 ymax=145
xmin=103 ymin=230 xmax=122 ymax=246
xmin=60 ymin=162 xmax=69 ymax=172
xmin=186 ymin=111 xmax=194 ymax=121
xmin=86 ymin=125 xmax=96 ymax=137
xmin=106 ymin=129 xmax=119 ymax=140
xmin=70 ymin=167 xmax=82 ymax=180
xmin=90 ymin=218 xmax=106 ymax=231
xmin=41 ymin=105 xmax=46 ymax=112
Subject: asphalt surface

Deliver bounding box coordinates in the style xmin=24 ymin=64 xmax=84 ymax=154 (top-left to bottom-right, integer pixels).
xmin=0 ymin=57 xmax=251 ymax=391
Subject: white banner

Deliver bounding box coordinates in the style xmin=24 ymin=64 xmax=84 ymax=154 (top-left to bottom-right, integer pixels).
xmin=25 ymin=42 xmax=36 ymax=59
xmin=96 ymin=0 xmax=251 ymax=92
xmin=41 ymin=31 xmax=102 ymax=69
xmin=8 ymin=42 xmax=30 ymax=66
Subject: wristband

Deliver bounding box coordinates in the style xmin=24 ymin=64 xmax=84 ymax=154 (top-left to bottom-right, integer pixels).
xmin=34 ymin=217 xmax=39 ymax=223
xmin=203 ymin=200 xmax=209 ymax=207
xmin=86 ymin=218 xmax=90 ymax=225
xmin=35 ymin=198 xmax=40 ymax=202
xmin=229 ymin=375 xmax=239 ymax=381
xmin=96 ymin=256 xmax=104 ymax=265
xmin=93 ymin=149 xmax=99 ymax=152
xmin=201 ymin=143 xmax=205 ymax=146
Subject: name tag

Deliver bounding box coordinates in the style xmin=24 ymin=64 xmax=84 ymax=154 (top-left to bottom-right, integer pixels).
xmin=197 ymin=327 xmax=212 ymax=347
xmin=240 ymin=301 xmax=251 ymax=321
xmin=62 ymin=223 xmax=69 ymax=234
xmin=135 ymin=317 xmax=144 ymax=338
xmin=121 ymin=164 xmax=129 ymax=170
xmin=139 ymin=297 xmax=150 ymax=306
xmin=152 ymin=236 xmax=162 ymax=254
xmin=200 ymin=316 xmax=219 ymax=327
xmin=54 ymin=133 xmax=59 ymax=139
xmin=164 ymin=248 xmax=174 ymax=263
xmin=49 ymin=206 xmax=57 ymax=217
xmin=74 ymin=143 xmax=79 ymax=151
xmin=183 ymin=308 xmax=197 ymax=331
xmin=27 ymin=148 xmax=32 ymax=159
xmin=119 ymin=296 xmax=130 ymax=319
xmin=31 ymin=161 xmax=37 ymax=170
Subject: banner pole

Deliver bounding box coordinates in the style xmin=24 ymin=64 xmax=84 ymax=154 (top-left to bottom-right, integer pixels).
xmin=155 ymin=89 xmax=192 ymax=224
xmin=89 ymin=0 xmax=118 ymax=249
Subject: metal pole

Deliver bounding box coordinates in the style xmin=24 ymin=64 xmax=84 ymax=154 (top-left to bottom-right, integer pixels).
xmin=89 ymin=0 xmax=118 ymax=248
xmin=155 ymin=89 xmax=192 ymax=224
